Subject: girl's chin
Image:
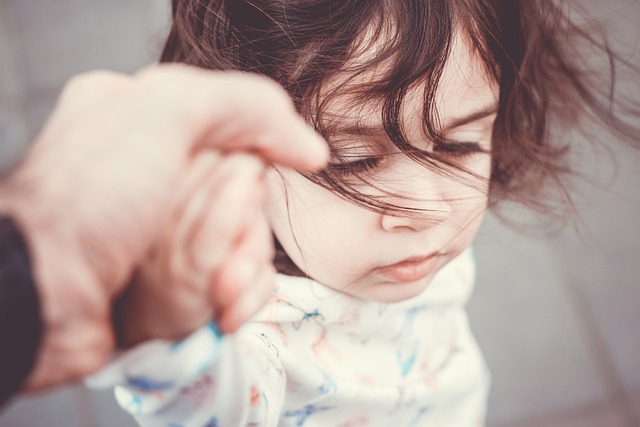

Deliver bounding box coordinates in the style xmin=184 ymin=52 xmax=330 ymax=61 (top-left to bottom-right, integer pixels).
xmin=337 ymin=274 xmax=436 ymax=303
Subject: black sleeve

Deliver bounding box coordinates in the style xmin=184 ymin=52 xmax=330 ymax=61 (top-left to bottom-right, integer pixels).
xmin=0 ymin=216 xmax=43 ymax=408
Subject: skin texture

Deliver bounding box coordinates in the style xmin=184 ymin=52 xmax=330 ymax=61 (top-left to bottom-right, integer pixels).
xmin=0 ymin=64 xmax=328 ymax=391
xmin=266 ymin=34 xmax=498 ymax=302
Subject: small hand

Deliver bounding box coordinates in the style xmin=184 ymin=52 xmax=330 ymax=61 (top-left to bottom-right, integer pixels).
xmin=120 ymin=152 xmax=275 ymax=345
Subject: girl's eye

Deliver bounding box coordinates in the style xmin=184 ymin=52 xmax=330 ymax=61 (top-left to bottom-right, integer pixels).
xmin=434 ymin=140 xmax=487 ymax=159
xmin=326 ymin=156 xmax=383 ymax=176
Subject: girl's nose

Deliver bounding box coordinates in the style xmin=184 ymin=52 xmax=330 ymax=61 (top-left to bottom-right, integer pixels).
xmin=377 ymin=159 xmax=458 ymax=232
xmin=379 ymin=196 xmax=452 ymax=232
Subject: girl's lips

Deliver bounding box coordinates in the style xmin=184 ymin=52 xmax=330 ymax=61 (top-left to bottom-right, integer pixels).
xmin=376 ymin=254 xmax=442 ymax=283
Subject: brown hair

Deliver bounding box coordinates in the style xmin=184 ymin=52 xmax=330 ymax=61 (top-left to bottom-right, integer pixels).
xmin=161 ymin=0 xmax=638 ymax=281
xmin=161 ymin=0 xmax=637 ymax=217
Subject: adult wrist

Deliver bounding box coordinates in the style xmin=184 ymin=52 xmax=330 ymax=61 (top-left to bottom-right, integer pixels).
xmin=0 ymin=176 xmax=114 ymax=389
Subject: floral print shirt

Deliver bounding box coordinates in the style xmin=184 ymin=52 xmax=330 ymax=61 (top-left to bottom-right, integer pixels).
xmin=90 ymin=249 xmax=489 ymax=427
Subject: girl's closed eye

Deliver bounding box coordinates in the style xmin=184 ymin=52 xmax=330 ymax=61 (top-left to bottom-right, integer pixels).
xmin=327 ymin=155 xmax=386 ymax=177
xmin=434 ymin=140 xmax=487 ymax=158
xmin=434 ymin=130 xmax=491 ymax=160
xmin=327 ymin=136 xmax=488 ymax=178
xmin=324 ymin=134 xmax=391 ymax=178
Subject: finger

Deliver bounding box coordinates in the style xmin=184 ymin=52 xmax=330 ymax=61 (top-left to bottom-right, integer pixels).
xmin=217 ymin=263 xmax=276 ymax=334
xmin=164 ymin=153 xmax=265 ymax=303
xmin=165 ymin=150 xmax=224 ymax=267
xmin=169 ymin=168 xmax=230 ymax=286
xmin=186 ymin=154 xmax=266 ymax=274
xmin=211 ymin=214 xmax=275 ymax=333
xmin=134 ymin=64 xmax=329 ymax=171
xmin=209 ymin=210 xmax=273 ymax=308
xmin=143 ymin=151 xmax=223 ymax=290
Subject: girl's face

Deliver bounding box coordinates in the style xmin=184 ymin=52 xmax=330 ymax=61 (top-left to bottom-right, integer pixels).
xmin=266 ymin=34 xmax=498 ymax=302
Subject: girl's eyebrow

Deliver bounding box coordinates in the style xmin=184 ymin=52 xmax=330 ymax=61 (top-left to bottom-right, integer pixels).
xmin=331 ymin=124 xmax=386 ymax=139
xmin=332 ymin=104 xmax=499 ymax=139
xmin=443 ymin=104 xmax=498 ymax=130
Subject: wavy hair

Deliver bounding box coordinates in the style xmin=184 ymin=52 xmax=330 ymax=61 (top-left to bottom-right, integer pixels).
xmin=161 ymin=0 xmax=637 ymax=210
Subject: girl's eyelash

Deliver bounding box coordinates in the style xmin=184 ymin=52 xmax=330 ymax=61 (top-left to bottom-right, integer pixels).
xmin=327 ymin=156 xmax=382 ymax=176
xmin=326 ymin=140 xmax=486 ymax=177
xmin=434 ymin=141 xmax=487 ymax=157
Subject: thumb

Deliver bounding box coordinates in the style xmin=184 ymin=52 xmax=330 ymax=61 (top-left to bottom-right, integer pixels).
xmin=135 ymin=64 xmax=329 ymax=171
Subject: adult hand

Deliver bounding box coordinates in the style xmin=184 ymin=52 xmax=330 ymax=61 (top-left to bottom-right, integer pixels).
xmin=0 ymin=64 xmax=327 ymax=391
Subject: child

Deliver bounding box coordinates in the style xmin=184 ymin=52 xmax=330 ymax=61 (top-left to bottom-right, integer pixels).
xmin=92 ymin=0 xmax=639 ymax=426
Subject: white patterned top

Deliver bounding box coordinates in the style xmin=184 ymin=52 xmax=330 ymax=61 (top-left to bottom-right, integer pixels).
xmin=90 ymin=249 xmax=489 ymax=427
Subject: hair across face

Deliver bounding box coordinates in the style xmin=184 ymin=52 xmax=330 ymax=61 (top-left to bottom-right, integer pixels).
xmin=164 ymin=0 xmax=495 ymax=211
xmin=163 ymin=0 xmax=634 ymax=216
xmin=162 ymin=0 xmax=639 ymax=279
xmin=264 ymin=31 xmax=496 ymax=300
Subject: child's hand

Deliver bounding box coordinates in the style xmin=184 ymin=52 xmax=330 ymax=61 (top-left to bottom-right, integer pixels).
xmin=119 ymin=151 xmax=275 ymax=345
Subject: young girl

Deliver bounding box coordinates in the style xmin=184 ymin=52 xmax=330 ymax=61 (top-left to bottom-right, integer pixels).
xmin=92 ymin=0 xmax=638 ymax=426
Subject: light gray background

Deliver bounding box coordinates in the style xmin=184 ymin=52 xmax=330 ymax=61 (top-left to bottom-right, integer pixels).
xmin=0 ymin=1 xmax=639 ymax=426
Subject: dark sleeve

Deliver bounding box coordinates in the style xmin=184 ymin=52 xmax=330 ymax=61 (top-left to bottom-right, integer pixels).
xmin=0 ymin=216 xmax=43 ymax=408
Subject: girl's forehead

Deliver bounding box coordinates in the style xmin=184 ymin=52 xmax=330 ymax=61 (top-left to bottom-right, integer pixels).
xmin=436 ymin=32 xmax=499 ymax=124
xmin=323 ymin=31 xmax=498 ymax=136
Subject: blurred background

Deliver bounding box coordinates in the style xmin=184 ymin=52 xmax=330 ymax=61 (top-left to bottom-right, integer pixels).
xmin=0 ymin=0 xmax=639 ymax=426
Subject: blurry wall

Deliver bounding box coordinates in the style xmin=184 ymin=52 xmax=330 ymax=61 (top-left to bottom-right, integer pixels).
xmin=0 ymin=1 xmax=639 ymax=426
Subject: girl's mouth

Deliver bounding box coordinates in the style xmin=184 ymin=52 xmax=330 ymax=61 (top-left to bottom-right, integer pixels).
xmin=375 ymin=253 xmax=443 ymax=283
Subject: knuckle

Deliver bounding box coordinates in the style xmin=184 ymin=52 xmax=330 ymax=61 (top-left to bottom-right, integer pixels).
xmin=137 ymin=63 xmax=196 ymax=82
xmin=62 ymin=70 xmax=124 ymax=97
